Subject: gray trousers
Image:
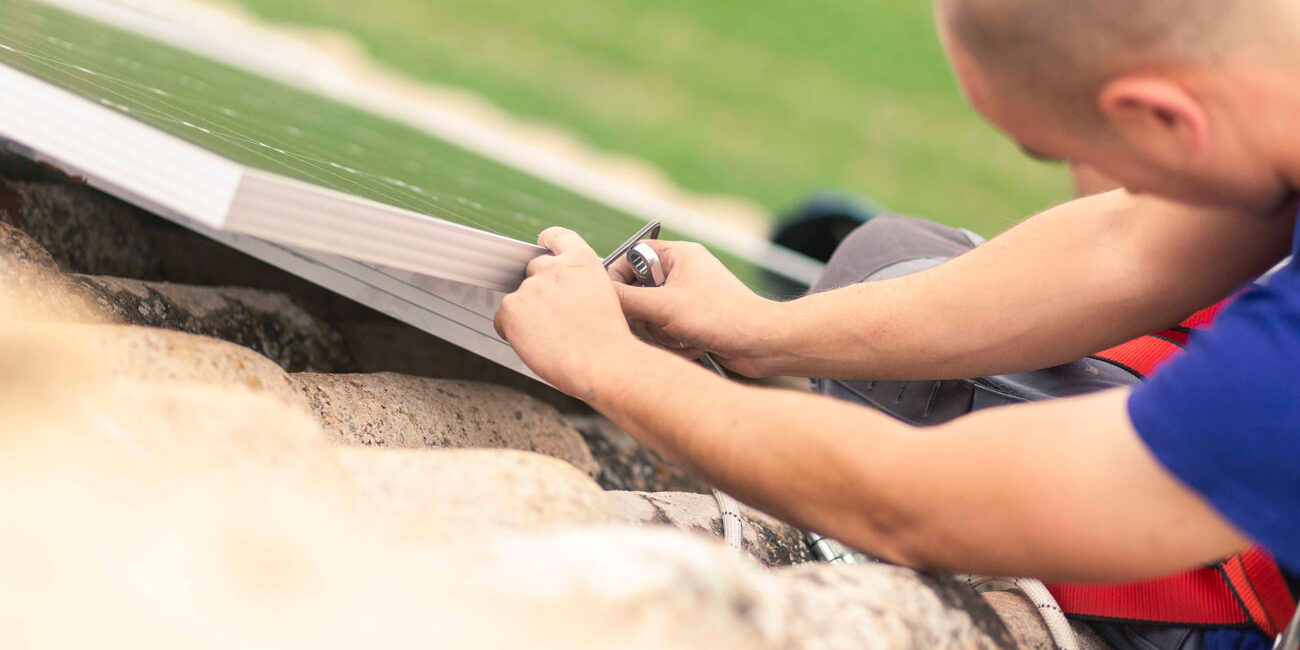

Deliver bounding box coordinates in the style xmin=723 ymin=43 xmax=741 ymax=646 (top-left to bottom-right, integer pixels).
xmin=809 ymin=214 xmax=1138 ymax=426
xmin=809 ymin=215 xmax=1213 ymax=650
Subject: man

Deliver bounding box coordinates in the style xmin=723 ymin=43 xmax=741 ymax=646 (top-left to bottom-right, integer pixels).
xmin=495 ymin=0 xmax=1299 ymax=645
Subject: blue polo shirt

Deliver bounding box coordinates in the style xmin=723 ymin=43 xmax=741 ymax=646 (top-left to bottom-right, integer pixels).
xmin=1127 ymin=208 xmax=1300 ymax=575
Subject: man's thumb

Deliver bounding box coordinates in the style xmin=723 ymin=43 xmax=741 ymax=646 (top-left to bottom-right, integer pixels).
xmin=612 ymin=282 xmax=669 ymax=322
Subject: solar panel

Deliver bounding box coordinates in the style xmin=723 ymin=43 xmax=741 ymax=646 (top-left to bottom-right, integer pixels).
xmin=0 ymin=0 xmax=821 ymax=378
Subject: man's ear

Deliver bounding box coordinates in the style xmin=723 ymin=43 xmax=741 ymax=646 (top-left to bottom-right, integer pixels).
xmin=1098 ymin=76 xmax=1210 ymax=154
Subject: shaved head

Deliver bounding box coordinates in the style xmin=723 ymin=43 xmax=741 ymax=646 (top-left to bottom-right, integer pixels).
xmin=936 ymin=0 xmax=1295 ymax=119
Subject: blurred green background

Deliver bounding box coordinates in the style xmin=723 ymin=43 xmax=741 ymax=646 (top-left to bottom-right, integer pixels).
xmin=232 ymin=0 xmax=1070 ymax=235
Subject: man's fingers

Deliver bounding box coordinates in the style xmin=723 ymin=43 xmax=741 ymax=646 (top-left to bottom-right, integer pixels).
xmin=525 ymin=253 xmax=555 ymax=278
xmin=612 ymin=282 xmax=668 ymax=322
xmin=670 ymin=347 xmax=706 ymax=361
xmin=638 ymin=240 xmax=714 ymax=279
xmin=607 ymin=255 xmax=638 ymax=285
xmin=633 ymin=239 xmax=678 ymax=255
xmin=493 ymin=300 xmax=509 ymax=340
xmin=629 ymin=313 xmax=703 ymax=358
xmin=538 ymin=227 xmax=596 ymax=257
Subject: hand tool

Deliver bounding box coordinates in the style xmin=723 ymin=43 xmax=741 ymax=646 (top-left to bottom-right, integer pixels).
xmin=625 ymin=242 xmax=729 ymax=377
xmin=601 ymin=221 xmax=660 ymax=269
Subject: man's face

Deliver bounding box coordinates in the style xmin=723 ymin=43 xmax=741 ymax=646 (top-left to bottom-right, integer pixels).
xmin=941 ymin=25 xmax=1294 ymax=214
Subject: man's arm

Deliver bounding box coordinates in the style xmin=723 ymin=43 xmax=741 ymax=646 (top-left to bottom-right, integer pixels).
xmin=614 ymin=190 xmax=1295 ymax=380
xmin=497 ymin=227 xmax=1250 ymax=582
xmin=590 ymin=342 xmax=1250 ymax=582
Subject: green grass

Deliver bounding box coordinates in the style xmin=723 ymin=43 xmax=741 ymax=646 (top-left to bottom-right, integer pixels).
xmin=230 ymin=0 xmax=1070 ymax=235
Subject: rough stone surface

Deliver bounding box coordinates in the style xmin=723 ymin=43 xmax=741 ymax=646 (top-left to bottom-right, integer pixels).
xmin=0 ymin=221 xmax=114 ymax=323
xmin=335 ymin=319 xmax=582 ymax=411
xmin=606 ymin=490 xmax=814 ymax=567
xmin=0 ymin=218 xmax=56 ymax=269
xmin=0 ymin=311 xmax=1035 ymax=650
xmin=338 ymin=448 xmax=616 ymax=543
xmin=983 ymin=591 xmax=1113 ymax=650
xmin=770 ymin=562 xmax=1019 ymax=650
xmin=0 ymin=219 xmax=59 ymax=284
xmin=141 ymin=220 xmax=377 ymax=322
xmin=25 ymin=322 xmax=313 ymax=411
xmin=0 ymin=178 xmax=162 ymax=279
xmin=0 ymin=149 xmax=85 ymax=183
xmin=571 ymin=414 xmax=708 ymax=493
xmin=291 ymin=372 xmax=599 ymax=476
xmin=0 ymin=330 xmax=346 ymax=510
xmin=0 ymin=328 xmax=610 ymax=543
xmin=68 ymin=275 xmax=351 ymax=372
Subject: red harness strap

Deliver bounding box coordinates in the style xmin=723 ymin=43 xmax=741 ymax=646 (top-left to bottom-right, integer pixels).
xmin=1091 ymin=295 xmax=1241 ymax=377
xmin=1093 ymin=334 xmax=1184 ymax=377
xmin=1054 ymin=301 xmax=1298 ymax=637
xmin=1047 ymin=548 xmax=1297 ymax=636
xmin=1222 ymin=547 xmax=1299 ymax=637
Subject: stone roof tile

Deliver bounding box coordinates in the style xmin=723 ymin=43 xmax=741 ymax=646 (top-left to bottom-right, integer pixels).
xmin=292 ymin=371 xmax=598 ymax=477
xmin=0 ymin=176 xmax=162 ymax=279
xmin=68 ymin=274 xmax=351 ymax=372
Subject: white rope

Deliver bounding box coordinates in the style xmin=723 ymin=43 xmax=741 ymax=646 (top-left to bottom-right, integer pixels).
xmin=1013 ymin=577 xmax=1081 ymax=650
xmin=965 ymin=575 xmax=1080 ymax=650
xmin=712 ymin=489 xmax=744 ymax=550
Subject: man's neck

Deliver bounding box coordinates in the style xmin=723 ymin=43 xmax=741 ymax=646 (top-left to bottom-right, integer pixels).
xmin=1245 ymin=66 xmax=1300 ymax=195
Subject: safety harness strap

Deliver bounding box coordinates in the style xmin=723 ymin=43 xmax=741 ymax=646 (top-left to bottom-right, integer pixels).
xmin=1048 ymin=567 xmax=1254 ymax=628
xmin=1058 ymin=300 xmax=1298 ymax=637
xmin=1222 ymin=547 xmax=1299 ymax=637
xmin=1093 ymin=335 xmax=1184 ymax=378
xmin=1048 ymin=549 xmax=1297 ymax=637
xmin=1092 ymin=297 xmax=1239 ymax=377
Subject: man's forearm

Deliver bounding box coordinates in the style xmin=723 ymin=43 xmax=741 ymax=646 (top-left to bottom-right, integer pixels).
xmin=585 ymin=343 xmax=1249 ymax=581
xmin=586 ymin=340 xmax=925 ymax=564
xmin=745 ymin=191 xmax=1293 ymax=380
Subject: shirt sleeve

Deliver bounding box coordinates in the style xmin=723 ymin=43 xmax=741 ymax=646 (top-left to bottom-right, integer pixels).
xmin=1127 ymin=271 xmax=1300 ymax=574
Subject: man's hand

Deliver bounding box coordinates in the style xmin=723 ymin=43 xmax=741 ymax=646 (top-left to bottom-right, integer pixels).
xmin=495 ymin=228 xmax=641 ymax=398
xmin=608 ymin=240 xmax=781 ymax=377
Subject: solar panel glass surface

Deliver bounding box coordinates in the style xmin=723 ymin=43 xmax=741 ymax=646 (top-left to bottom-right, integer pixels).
xmin=0 ymin=0 xmax=775 ymax=287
